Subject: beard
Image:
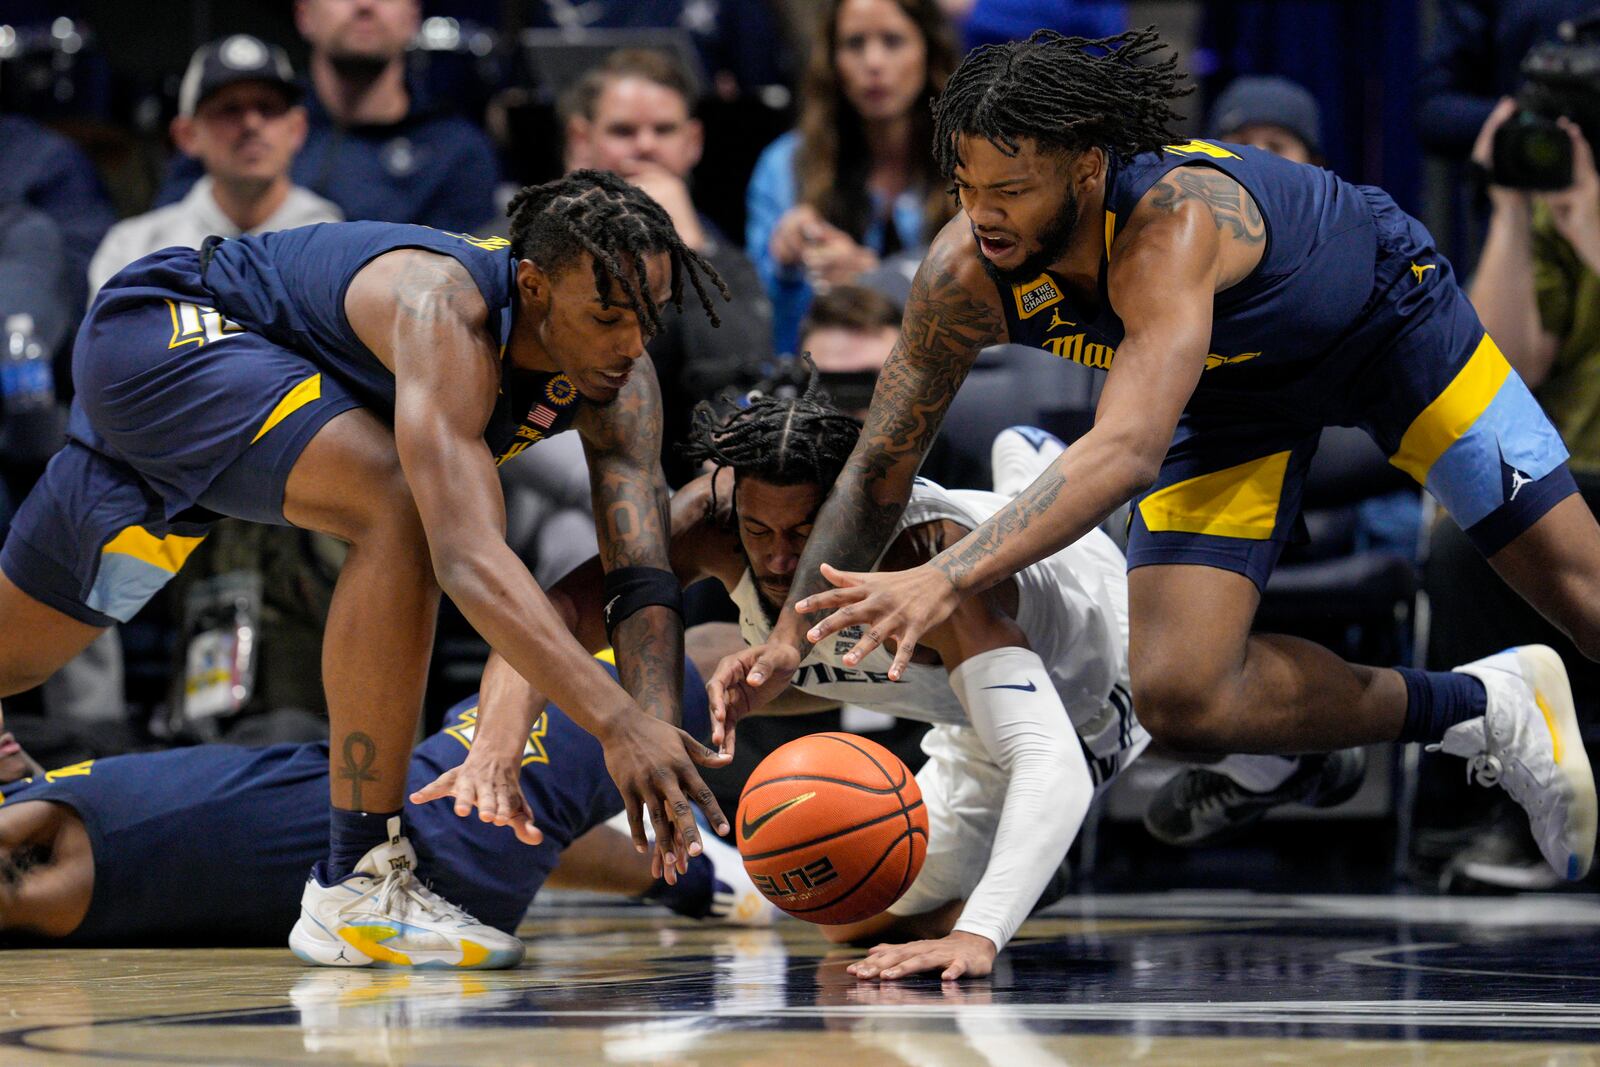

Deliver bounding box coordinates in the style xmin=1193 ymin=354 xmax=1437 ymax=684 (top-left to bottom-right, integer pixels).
xmin=735 ymin=544 xmax=788 ymax=625
xmin=978 ymin=186 xmax=1081 ymax=286
xmin=325 ymin=49 xmax=395 ymax=81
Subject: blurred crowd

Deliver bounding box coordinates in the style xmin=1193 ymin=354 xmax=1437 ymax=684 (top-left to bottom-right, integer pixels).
xmin=4 ymin=0 xmax=1600 ymax=894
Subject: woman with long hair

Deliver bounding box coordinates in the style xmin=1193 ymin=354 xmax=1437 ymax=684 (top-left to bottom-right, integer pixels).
xmin=746 ymin=0 xmax=958 ymax=354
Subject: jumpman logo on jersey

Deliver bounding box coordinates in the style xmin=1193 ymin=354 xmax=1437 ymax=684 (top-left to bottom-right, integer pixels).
xmin=1510 ymin=468 xmax=1533 ymax=501
xmin=1411 ymin=261 xmax=1436 ymax=284
xmin=1047 ymin=309 xmax=1076 ymax=331
xmin=1498 ymin=443 xmax=1535 ymax=502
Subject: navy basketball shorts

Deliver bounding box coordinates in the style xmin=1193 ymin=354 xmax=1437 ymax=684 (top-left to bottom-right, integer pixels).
xmin=1125 ymin=190 xmax=1574 ymax=592
xmin=0 ymin=248 xmax=361 ymax=627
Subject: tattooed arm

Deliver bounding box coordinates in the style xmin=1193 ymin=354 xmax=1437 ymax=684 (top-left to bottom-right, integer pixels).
xmin=798 ymin=167 xmax=1260 ymax=677
xmin=575 ymin=359 xmax=683 ymax=727
xmin=705 ymin=223 xmax=1005 ymax=719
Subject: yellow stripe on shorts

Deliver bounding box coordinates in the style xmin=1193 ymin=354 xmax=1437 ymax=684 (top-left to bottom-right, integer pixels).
xmin=1137 ymin=450 xmax=1291 ymax=541
xmin=102 ymin=526 xmax=207 ymax=573
xmin=251 ymin=373 xmax=323 ymax=444
xmin=1388 ymin=335 xmax=1509 ymax=484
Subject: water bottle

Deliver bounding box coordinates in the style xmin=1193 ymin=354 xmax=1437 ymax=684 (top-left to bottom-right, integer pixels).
xmin=1 ymin=313 xmax=63 ymax=464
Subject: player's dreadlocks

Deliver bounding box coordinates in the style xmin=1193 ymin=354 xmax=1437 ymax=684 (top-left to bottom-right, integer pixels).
xmin=933 ymin=27 xmax=1192 ymax=173
xmin=684 ymin=360 xmax=862 ymax=514
xmin=507 ymin=169 xmax=729 ymax=333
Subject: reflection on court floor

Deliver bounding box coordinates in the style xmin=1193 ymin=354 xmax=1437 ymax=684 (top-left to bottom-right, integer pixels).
xmin=3 ymin=893 xmax=1599 ymax=1065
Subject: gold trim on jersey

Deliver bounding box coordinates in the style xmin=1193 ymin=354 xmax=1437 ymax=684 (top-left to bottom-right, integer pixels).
xmin=1389 ymin=334 xmax=1509 ymax=485
xmin=102 ymin=526 xmax=208 ymax=573
xmin=251 ymin=373 xmax=323 ymax=444
xmin=1138 ymin=450 xmax=1291 ymax=540
xmin=1163 ymin=139 xmax=1242 ymax=160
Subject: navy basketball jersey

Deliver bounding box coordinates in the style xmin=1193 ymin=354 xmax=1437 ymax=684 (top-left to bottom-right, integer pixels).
xmin=996 ymin=141 xmax=1383 ymax=391
xmin=0 ymin=743 xmax=329 ymax=945
xmin=200 ymin=222 xmax=584 ymax=465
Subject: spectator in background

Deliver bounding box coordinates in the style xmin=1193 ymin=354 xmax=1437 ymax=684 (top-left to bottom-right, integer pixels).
xmin=0 ymin=114 xmax=115 ymax=324
xmin=1425 ymin=99 xmax=1600 ymax=890
xmin=747 ymin=0 xmax=958 ymax=355
xmin=1210 ymin=74 xmax=1324 ymax=165
xmin=558 ymin=49 xmax=772 ymax=487
xmin=89 ymin=36 xmax=343 ymax=299
xmin=156 ymin=0 xmax=499 ymax=231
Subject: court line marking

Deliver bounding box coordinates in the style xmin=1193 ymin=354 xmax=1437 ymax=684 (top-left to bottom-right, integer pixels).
xmin=1337 ymin=941 xmax=1600 ymax=983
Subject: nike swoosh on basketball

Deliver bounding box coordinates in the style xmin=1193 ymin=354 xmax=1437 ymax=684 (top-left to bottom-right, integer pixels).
xmin=740 ymin=791 xmax=816 ymax=841
xmin=982 ymin=680 xmax=1037 ymax=692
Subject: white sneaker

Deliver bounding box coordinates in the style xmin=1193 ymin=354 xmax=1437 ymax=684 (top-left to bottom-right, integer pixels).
xmin=1439 ymin=646 xmax=1597 ymax=881
xmin=288 ymin=817 xmax=525 ymax=969
xmin=991 ymin=426 xmax=1066 ymax=498
xmin=702 ymin=830 xmax=780 ymax=927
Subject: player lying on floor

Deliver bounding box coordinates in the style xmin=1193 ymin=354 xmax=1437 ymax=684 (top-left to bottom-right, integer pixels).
xmin=0 ymin=655 xmax=769 ymax=953
xmin=416 ymin=381 xmax=1147 ymax=981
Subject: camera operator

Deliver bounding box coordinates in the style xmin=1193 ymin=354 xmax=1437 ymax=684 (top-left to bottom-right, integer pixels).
xmin=1470 ymin=97 xmax=1600 ymax=464
xmin=1421 ymin=94 xmax=1600 ymax=892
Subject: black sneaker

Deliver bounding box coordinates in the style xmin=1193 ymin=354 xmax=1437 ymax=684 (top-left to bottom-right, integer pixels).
xmin=1143 ymin=749 xmax=1368 ymax=846
xmin=1439 ymin=805 xmax=1563 ymax=894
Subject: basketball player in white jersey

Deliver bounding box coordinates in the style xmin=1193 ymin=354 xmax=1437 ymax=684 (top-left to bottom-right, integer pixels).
xmin=417 ymin=379 xmax=1147 ymax=981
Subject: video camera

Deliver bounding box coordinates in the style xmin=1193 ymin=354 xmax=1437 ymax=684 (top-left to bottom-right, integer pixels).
xmin=1493 ymin=12 xmax=1600 ymax=189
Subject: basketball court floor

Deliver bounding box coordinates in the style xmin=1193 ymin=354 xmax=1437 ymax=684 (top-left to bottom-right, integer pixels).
xmin=3 ymin=891 xmax=1597 ymax=1065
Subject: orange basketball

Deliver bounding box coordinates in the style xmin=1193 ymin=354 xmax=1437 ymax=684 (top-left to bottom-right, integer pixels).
xmin=736 ymin=732 xmax=928 ymax=925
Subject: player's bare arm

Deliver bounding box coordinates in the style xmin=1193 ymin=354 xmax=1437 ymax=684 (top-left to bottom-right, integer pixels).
xmin=347 ymin=250 xmax=727 ymax=868
xmin=577 ymin=365 xmax=736 ymax=874
xmin=577 ymin=363 xmax=683 ymax=729
xmin=708 ymin=225 xmax=1005 ymax=713
xmin=800 ymin=165 xmax=1246 ymax=677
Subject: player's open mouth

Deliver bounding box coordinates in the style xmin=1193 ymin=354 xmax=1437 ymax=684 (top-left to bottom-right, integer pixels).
xmin=977 ymin=233 xmax=1016 ymax=258
xmin=598 ymin=369 xmax=631 ymax=388
xmin=0 ymin=734 xmax=19 ymax=757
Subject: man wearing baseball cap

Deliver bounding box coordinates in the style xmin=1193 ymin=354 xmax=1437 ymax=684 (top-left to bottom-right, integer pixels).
xmin=88 ymin=35 xmax=342 ymax=298
xmin=1208 ymin=74 xmax=1325 ymax=166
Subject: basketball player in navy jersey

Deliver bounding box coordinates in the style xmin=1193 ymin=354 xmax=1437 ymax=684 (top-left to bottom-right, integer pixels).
xmin=0 ymin=171 xmax=733 ymax=968
xmin=715 ymin=29 xmax=1600 ymax=888
xmin=0 ymin=656 xmax=770 ymax=946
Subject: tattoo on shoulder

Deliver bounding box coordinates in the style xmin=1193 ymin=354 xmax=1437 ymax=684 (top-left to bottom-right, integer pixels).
xmin=389 ymin=254 xmax=485 ymax=323
xmin=1150 ymin=168 xmax=1265 ymax=245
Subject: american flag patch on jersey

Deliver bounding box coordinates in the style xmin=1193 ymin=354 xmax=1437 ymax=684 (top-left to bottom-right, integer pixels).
xmin=528 ymin=405 xmax=558 ymax=429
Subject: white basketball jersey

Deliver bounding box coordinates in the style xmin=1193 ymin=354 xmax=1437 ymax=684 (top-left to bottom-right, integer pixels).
xmin=732 ymin=478 xmax=1142 ymax=765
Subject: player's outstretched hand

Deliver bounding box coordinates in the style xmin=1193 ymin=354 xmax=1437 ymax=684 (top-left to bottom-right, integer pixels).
xmin=846 ymin=932 xmax=999 ymax=982
xmin=601 ymin=712 xmax=732 ymax=885
xmin=707 ymin=642 xmax=801 ymax=755
xmin=409 ymin=755 xmax=543 ymax=846
xmin=797 ymin=562 xmax=960 ymax=681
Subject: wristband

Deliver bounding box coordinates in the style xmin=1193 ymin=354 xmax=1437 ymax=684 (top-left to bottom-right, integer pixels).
xmin=602 ymin=566 xmax=683 ymax=643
